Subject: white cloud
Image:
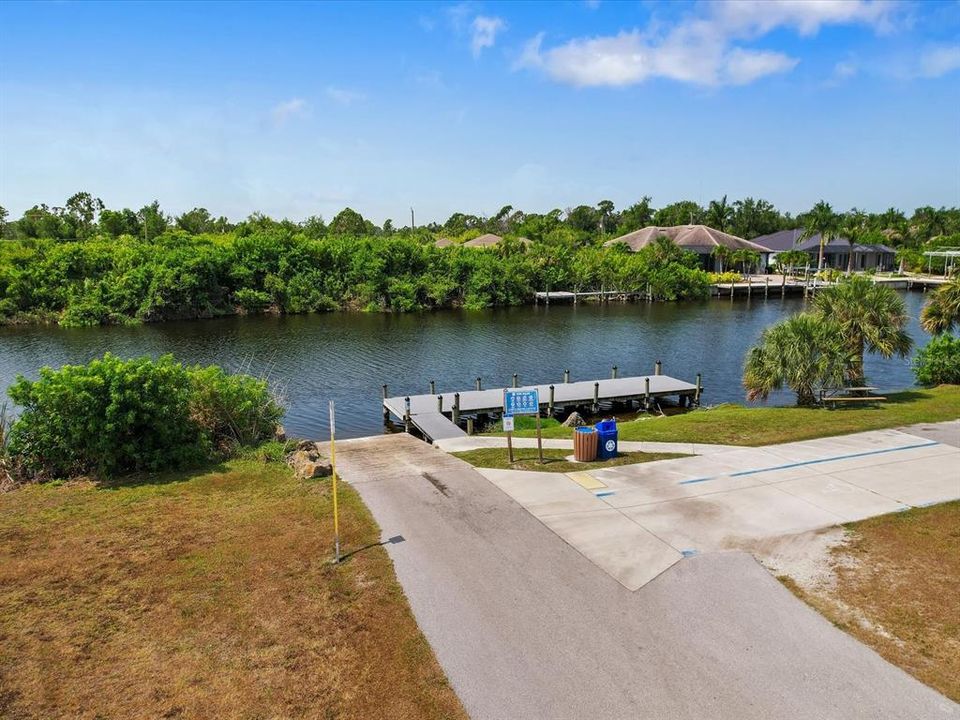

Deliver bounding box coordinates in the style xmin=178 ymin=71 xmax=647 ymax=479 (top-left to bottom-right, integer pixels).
xmin=722 ymin=47 xmax=799 ymax=85
xmin=713 ymin=0 xmax=896 ymax=37
xmin=832 ymin=59 xmax=859 ymax=81
xmin=271 ymin=98 xmax=307 ymax=126
xmin=471 ymin=15 xmax=506 ymax=57
xmin=517 ymin=26 xmax=795 ymax=87
xmin=516 ymin=0 xmax=896 ymax=88
xmin=918 ymin=45 xmax=960 ymax=78
xmin=325 ymin=86 xmax=366 ymax=106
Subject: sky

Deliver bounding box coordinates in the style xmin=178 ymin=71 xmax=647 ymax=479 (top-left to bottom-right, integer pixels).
xmin=0 ymin=0 xmax=958 ymax=225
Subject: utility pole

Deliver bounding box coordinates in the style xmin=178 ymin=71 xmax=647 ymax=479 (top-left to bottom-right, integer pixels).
xmin=410 ymin=207 xmax=415 ymax=229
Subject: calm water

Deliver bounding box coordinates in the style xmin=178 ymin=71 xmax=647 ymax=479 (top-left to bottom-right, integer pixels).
xmin=0 ymin=292 xmax=932 ymax=439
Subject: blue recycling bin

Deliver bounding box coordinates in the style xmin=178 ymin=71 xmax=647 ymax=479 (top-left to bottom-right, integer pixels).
xmin=595 ymin=419 xmax=618 ymax=459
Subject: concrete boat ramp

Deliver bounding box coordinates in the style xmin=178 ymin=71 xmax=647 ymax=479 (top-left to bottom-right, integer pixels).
xmin=383 ymin=373 xmax=699 ymax=442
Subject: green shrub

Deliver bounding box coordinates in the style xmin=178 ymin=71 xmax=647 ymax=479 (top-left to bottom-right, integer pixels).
xmin=707 ymin=271 xmax=743 ymax=284
xmin=188 ymin=365 xmax=284 ymax=450
xmin=234 ymin=287 xmax=272 ymax=312
xmin=8 ymin=354 xmax=205 ymax=477
xmin=913 ymin=335 xmax=960 ymax=386
xmin=7 ymin=354 xmax=283 ymax=479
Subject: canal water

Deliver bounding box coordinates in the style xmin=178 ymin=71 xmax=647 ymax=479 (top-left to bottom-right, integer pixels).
xmin=0 ymin=292 xmax=933 ymax=440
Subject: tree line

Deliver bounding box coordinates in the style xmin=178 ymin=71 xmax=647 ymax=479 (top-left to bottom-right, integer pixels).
xmin=2 ymin=192 xmax=959 ymax=247
xmin=1 ymin=192 xmax=958 ymax=327
xmin=0 ymin=229 xmax=712 ymax=326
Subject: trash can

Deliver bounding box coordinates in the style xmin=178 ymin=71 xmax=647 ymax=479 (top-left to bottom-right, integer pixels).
xmin=573 ymin=426 xmax=598 ymax=462
xmin=595 ymin=419 xmax=618 ymax=459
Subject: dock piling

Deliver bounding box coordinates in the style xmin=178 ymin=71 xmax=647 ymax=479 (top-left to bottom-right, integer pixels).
xmin=564 ymin=369 xmax=570 ymax=384
xmin=654 ymin=360 xmax=662 ymax=376
xmin=453 ymin=393 xmax=460 ymax=425
xmin=404 ymin=396 xmax=411 ymax=433
xmin=593 ymin=382 xmax=600 ymax=413
xmin=382 ymin=384 xmax=390 ymax=422
xmin=644 ymin=377 xmax=651 ymax=410
xmin=548 ymin=384 xmax=555 ymax=415
xmin=437 ymin=394 xmax=443 ymax=413
xmin=429 ymin=380 xmax=435 ymax=395
xmin=695 ymin=374 xmax=702 ymax=406
xmin=611 ymin=365 xmax=619 ymax=379
xmin=764 ymin=276 xmax=769 ymax=299
xmin=512 ymin=373 xmax=519 ymax=388
xmin=466 ymin=418 xmax=474 ymax=435
xmin=475 ymin=377 xmax=482 ymax=391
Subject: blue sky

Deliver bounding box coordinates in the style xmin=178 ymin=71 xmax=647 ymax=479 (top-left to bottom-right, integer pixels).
xmin=1 ymin=0 xmax=958 ymax=225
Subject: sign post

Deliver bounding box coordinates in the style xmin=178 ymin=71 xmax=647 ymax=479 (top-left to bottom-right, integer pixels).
xmin=504 ymin=388 xmax=543 ymax=464
xmin=535 ymin=410 xmax=544 ymax=464
xmin=329 ymin=400 xmax=341 ymax=564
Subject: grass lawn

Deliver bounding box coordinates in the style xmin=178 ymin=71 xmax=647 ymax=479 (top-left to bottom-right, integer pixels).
xmin=780 ymin=502 xmax=960 ymax=702
xmin=0 ymin=451 xmax=466 ymax=720
xmin=496 ymin=385 xmax=960 ymax=446
xmin=452 ymin=447 xmax=686 ymax=472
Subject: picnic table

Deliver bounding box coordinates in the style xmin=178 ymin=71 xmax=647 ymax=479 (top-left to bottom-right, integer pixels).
xmin=819 ymin=387 xmax=887 ymax=408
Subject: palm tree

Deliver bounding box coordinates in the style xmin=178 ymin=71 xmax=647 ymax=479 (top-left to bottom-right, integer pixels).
xmin=841 ymin=208 xmax=868 ymax=274
xmin=920 ymin=277 xmax=960 ymax=334
xmin=706 ymin=195 xmax=733 ymax=232
xmin=732 ymin=249 xmax=761 ymax=274
xmin=776 ymin=249 xmax=809 ymax=276
xmin=711 ymin=245 xmax=732 ymax=273
xmin=813 ymin=276 xmax=912 ymax=386
xmin=800 ymin=201 xmax=841 ymax=272
xmin=743 ymin=313 xmax=851 ymax=406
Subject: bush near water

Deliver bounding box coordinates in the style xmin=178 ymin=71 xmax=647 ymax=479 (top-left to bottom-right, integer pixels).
xmin=4 ymin=354 xmax=283 ymax=479
xmin=914 ymin=335 xmax=960 ymax=386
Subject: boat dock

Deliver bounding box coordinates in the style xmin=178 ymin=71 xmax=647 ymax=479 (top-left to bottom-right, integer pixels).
xmin=382 ymin=369 xmax=702 ymax=443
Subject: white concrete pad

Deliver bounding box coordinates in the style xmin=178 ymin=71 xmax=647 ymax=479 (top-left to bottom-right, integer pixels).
xmin=537 ymin=509 xmax=682 ymax=590
xmin=801 ymin=442 xmax=956 ymax=474
xmin=621 ymin=485 xmax=843 ymax=553
xmin=478 ymin=468 xmax=608 ymax=516
xmin=600 ymin=473 xmax=766 ymax=508
xmin=732 ymin=464 xmax=825 ymax=484
xmin=461 ymin=421 xmax=960 ymax=591
xmin=774 ymin=475 xmax=908 ymax=522
xmin=830 ymin=460 xmax=960 ymax=506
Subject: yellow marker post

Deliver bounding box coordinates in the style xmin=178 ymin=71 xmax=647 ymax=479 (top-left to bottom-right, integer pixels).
xmin=329 ymin=399 xmax=341 ymax=564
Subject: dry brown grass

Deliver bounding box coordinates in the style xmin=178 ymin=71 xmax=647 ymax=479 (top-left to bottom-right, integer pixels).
xmin=0 ymin=456 xmax=467 ymax=720
xmin=783 ymin=502 xmax=960 ymax=702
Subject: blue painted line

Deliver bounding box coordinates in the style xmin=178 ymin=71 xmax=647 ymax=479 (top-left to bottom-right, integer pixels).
xmin=727 ymin=441 xmax=938 ymax=478
xmin=678 ymin=477 xmax=713 ymax=485
xmin=595 ymin=491 xmax=615 ymax=498
xmin=681 ymin=549 xmax=699 ymax=558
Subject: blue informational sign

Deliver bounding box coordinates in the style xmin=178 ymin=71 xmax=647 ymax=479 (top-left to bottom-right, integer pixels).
xmin=504 ymin=389 xmax=540 ymax=416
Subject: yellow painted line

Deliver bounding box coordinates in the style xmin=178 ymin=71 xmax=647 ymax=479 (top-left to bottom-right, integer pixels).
xmin=566 ymin=471 xmax=606 ymax=490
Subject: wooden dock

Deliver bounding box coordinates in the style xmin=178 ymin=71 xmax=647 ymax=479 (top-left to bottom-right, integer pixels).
xmin=383 ymin=372 xmax=701 ymax=443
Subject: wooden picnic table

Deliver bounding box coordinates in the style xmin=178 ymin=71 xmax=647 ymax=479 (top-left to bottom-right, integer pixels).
xmin=819 ymin=387 xmax=887 ymax=407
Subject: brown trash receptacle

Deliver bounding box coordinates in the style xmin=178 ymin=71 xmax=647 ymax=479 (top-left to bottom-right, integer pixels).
xmin=573 ymin=426 xmax=598 ymax=462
